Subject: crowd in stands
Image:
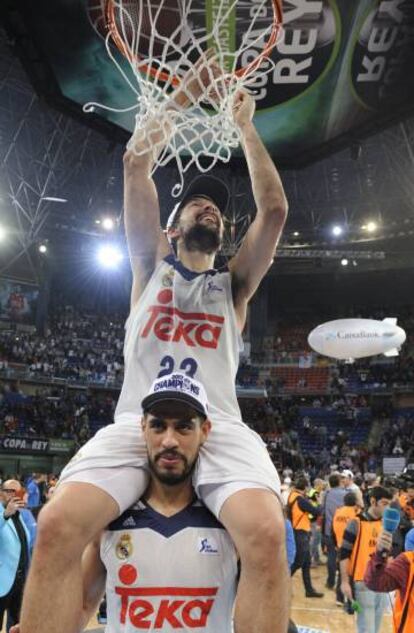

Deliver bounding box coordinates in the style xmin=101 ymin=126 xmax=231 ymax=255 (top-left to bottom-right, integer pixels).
xmin=0 ymin=303 xmax=413 ymax=474
xmin=0 ymin=383 xmax=116 ymax=448
xmin=0 ymin=306 xmax=125 ymax=386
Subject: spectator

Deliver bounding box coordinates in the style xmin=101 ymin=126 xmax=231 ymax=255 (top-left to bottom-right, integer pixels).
xmin=340 ymin=469 xmax=364 ymax=508
xmin=340 ymin=486 xmax=393 ymax=633
xmin=24 ymin=475 xmax=41 ymax=510
xmin=309 ymin=478 xmax=326 ymax=567
xmin=322 ymin=473 xmax=347 ymax=591
xmin=0 ymin=480 xmax=35 ymax=631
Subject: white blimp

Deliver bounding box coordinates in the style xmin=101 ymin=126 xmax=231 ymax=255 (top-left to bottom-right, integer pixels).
xmin=308 ymin=318 xmax=406 ymax=362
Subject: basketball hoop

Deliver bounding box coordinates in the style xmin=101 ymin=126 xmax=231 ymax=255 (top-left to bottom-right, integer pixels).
xmin=84 ymin=0 xmax=283 ymax=195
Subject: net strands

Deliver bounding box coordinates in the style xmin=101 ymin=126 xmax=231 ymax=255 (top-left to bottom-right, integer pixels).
xmin=85 ymin=0 xmax=282 ymax=195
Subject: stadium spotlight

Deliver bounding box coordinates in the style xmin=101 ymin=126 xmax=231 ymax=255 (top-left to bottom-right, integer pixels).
xmin=38 ymin=243 xmax=48 ymax=254
xmin=365 ymin=221 xmax=377 ymax=233
xmin=97 ymin=244 xmax=123 ymax=269
xmin=341 ymin=258 xmax=349 ymax=266
xmin=332 ymin=225 xmax=343 ymax=237
xmin=0 ymin=225 xmax=6 ymax=242
xmin=102 ymin=217 xmax=115 ymax=231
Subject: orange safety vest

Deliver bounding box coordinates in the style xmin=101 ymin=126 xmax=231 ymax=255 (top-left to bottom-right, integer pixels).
xmin=394 ymin=551 xmax=414 ymax=633
xmin=348 ymin=516 xmax=381 ymax=582
xmin=332 ymin=505 xmax=359 ymax=549
xmin=288 ymin=490 xmax=311 ymax=532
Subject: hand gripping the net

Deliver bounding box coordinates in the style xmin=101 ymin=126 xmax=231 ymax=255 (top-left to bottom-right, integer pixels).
xmin=84 ymin=0 xmax=283 ymax=195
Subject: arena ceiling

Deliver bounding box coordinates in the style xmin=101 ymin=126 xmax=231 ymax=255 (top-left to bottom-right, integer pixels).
xmin=0 ymin=7 xmax=414 ymax=285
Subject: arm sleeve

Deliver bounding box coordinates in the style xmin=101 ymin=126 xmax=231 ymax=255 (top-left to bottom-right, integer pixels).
xmin=364 ymin=553 xmax=410 ymax=593
xmin=297 ymin=497 xmax=322 ymax=516
xmin=339 ymin=519 xmax=358 ymax=561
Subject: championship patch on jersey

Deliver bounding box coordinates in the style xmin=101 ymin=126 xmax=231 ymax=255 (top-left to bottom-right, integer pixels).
xmin=161 ymin=268 xmax=174 ymax=288
xmin=116 ymin=533 xmax=133 ymax=560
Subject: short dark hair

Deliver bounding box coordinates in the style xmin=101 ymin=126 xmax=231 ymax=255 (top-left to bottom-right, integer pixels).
xmin=329 ymin=474 xmax=341 ymax=488
xmin=344 ymin=492 xmax=357 ymax=506
xmin=369 ymin=486 xmax=392 ymax=503
xmin=294 ymin=476 xmax=309 ymax=491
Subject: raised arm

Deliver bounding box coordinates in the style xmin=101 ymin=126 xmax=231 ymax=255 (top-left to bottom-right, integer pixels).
xmin=125 ymin=50 xmax=223 ymax=308
xmin=228 ymin=92 xmax=288 ymax=326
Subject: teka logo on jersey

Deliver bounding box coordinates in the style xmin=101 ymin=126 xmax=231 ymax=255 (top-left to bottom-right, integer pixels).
xmin=140 ymin=289 xmax=224 ymax=349
xmin=116 ymin=564 xmax=218 ymax=629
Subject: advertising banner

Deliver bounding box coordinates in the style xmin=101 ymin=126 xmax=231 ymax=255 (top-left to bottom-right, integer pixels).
xmin=7 ymin=0 xmax=413 ymax=164
xmin=0 ymin=279 xmax=39 ymax=324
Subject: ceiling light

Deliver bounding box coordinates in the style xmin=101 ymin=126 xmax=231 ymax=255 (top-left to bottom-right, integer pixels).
xmin=332 ymin=225 xmax=343 ymax=237
xmin=102 ymin=217 xmax=115 ymax=231
xmin=97 ymin=244 xmax=123 ymax=269
xmin=42 ymin=197 xmax=67 ymax=203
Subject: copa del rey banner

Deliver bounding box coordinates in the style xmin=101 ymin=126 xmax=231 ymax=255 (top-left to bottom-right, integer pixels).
xmin=0 ymin=436 xmax=49 ymax=453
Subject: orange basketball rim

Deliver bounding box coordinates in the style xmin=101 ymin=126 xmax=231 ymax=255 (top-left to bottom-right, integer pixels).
xmin=104 ymin=0 xmax=283 ymax=87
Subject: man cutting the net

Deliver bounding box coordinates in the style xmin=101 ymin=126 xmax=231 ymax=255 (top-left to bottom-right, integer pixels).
xmin=19 ymin=54 xmax=290 ymax=633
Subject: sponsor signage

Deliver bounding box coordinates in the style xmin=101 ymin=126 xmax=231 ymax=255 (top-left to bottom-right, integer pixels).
xmin=0 ymin=436 xmax=49 ymax=453
xmin=0 ymin=437 xmax=74 ymax=454
xmin=48 ymin=439 xmax=75 ymax=454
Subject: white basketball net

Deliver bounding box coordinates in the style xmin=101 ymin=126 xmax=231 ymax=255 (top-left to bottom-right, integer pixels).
xmin=84 ymin=0 xmax=281 ymax=195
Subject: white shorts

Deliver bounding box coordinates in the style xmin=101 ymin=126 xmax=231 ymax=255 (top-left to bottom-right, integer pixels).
xmin=60 ymin=417 xmax=280 ymax=518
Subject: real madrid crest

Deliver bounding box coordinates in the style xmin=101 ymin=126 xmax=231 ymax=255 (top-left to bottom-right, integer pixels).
xmin=162 ymin=267 xmax=174 ymax=288
xmin=116 ymin=533 xmax=133 ymax=560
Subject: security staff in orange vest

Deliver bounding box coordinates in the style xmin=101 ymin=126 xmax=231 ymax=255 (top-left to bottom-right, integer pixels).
xmin=331 ymin=492 xmax=360 ymax=605
xmin=288 ymin=476 xmax=323 ymax=598
xmin=364 ymin=527 xmax=414 ymax=633
xmin=340 ymin=486 xmax=393 ymax=633
xmin=332 ymin=492 xmax=360 ymax=550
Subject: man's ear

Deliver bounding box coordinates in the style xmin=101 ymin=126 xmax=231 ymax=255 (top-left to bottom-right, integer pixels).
xmin=201 ymin=418 xmax=212 ymax=443
xmin=167 ymin=226 xmax=180 ymax=241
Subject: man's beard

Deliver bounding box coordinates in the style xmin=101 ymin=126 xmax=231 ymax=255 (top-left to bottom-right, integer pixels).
xmin=183 ymin=224 xmax=222 ymax=254
xmin=148 ymin=450 xmax=197 ymax=486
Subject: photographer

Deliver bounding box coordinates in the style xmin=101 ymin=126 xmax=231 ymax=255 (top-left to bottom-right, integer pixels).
xmin=0 ymin=481 xmax=35 ymax=632
xmin=288 ymin=475 xmax=324 ymax=598
xmin=364 ymin=527 xmax=414 ymax=632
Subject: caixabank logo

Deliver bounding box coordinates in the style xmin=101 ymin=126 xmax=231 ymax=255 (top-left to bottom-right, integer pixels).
xmin=351 ymin=0 xmax=414 ymax=109
xmin=116 ymin=564 xmax=218 ymax=629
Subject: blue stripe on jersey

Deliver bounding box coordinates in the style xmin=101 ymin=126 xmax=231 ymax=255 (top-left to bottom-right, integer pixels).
xmin=108 ymin=499 xmax=225 ymax=538
xmin=164 ymin=255 xmax=221 ymax=280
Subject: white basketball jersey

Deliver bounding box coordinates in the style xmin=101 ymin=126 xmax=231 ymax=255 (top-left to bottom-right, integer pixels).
xmin=101 ymin=498 xmax=238 ymax=632
xmin=115 ymin=255 xmax=243 ymax=425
